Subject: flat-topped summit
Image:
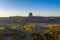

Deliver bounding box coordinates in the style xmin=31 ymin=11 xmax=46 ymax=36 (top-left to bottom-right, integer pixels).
xmin=29 ymin=12 xmax=33 ymax=18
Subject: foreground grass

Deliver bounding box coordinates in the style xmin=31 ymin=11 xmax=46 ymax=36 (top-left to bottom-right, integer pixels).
xmin=0 ymin=24 xmax=60 ymax=40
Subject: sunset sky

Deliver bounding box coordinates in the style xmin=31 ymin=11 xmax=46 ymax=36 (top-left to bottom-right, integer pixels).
xmin=0 ymin=0 xmax=60 ymax=17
